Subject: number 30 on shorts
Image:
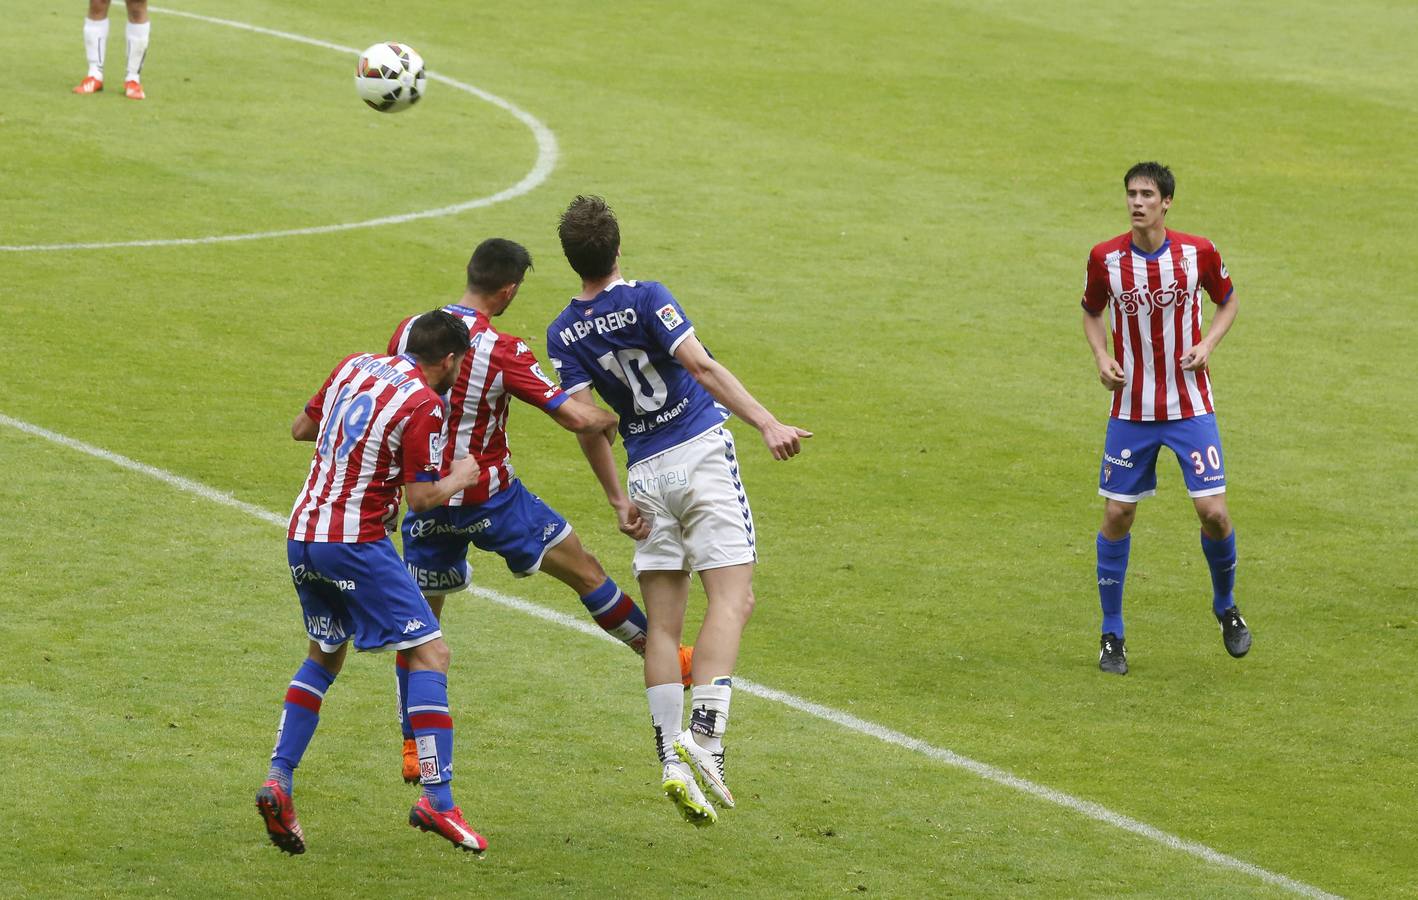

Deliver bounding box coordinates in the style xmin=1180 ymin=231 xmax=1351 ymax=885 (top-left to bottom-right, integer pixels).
xmin=1189 ymin=445 xmax=1222 ymax=475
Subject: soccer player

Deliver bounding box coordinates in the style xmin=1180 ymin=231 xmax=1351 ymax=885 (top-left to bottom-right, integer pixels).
xmin=386 ymin=238 xmax=692 ymax=784
xmin=257 ymin=311 xmax=490 ymax=855
xmin=548 ymin=196 xmax=810 ymax=826
xmin=1081 ymin=161 xmax=1252 ymax=675
xmin=73 ymin=0 xmax=149 ymax=100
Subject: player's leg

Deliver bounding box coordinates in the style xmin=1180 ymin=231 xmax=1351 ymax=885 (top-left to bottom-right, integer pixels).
xmin=396 ymin=592 xmax=448 ymax=781
xmin=639 ymin=569 xmax=714 ymax=825
xmin=673 ymin=562 xmax=752 ymax=809
xmin=122 ymin=0 xmax=148 ymax=99
xmin=75 ymin=0 xmax=111 ymax=93
xmin=396 ymin=508 xmax=471 ymax=781
xmin=1170 ymin=414 xmax=1250 ymax=657
xmin=402 ymin=635 xmax=486 ymax=851
xmin=258 ymin=541 xmax=353 ymax=855
xmin=1094 ymin=418 xmax=1161 ymax=674
xmin=540 ymin=531 xmax=657 ymax=654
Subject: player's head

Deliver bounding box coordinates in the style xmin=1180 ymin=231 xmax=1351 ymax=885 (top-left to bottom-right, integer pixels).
xmin=1124 ymin=161 xmax=1174 ymax=230
xmin=466 ymin=238 xmax=533 ymax=315
xmin=558 ymin=195 xmax=620 ymax=281
xmin=406 ymin=309 xmax=471 ymax=393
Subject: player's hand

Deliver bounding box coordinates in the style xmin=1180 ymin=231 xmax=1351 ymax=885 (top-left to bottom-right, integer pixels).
xmin=760 ymin=421 xmax=813 ymax=460
xmin=614 ymin=498 xmax=651 ymax=541
xmin=448 ymin=454 xmax=480 ymax=488
xmin=1179 ymin=341 xmax=1212 ymax=372
xmin=1097 ymin=357 xmax=1126 ymax=391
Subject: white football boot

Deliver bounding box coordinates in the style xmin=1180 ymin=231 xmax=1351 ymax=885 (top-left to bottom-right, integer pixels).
xmin=673 ymin=729 xmax=735 ymax=809
xmin=662 ymin=760 xmax=717 ymax=827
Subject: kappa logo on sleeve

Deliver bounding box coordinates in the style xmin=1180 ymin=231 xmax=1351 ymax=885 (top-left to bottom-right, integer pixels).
xmin=656 ymin=304 xmax=684 ymax=330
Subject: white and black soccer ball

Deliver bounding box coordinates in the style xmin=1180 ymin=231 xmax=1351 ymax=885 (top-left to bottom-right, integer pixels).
xmin=354 ymin=42 xmax=426 ymax=113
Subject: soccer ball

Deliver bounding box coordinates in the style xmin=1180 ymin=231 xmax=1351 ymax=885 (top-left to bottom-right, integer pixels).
xmin=354 ymin=42 xmax=426 ymax=113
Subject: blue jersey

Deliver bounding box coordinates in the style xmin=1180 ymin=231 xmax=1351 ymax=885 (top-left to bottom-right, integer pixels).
xmin=546 ymin=279 xmax=728 ymax=465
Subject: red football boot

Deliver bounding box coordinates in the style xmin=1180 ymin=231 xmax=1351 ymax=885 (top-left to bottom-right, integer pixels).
xmin=73 ymin=76 xmax=103 ymax=94
xmin=124 ymin=80 xmax=145 ymax=100
xmin=409 ymin=796 xmax=488 ymax=852
xmin=255 ymin=780 xmax=306 ymax=855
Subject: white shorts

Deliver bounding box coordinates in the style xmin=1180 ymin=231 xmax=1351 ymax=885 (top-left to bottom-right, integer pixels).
xmin=627 ymin=426 xmax=757 ymax=575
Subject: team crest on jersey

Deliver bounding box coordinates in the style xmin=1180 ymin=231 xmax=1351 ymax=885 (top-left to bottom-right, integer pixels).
xmin=656 ymin=304 xmax=684 ymax=330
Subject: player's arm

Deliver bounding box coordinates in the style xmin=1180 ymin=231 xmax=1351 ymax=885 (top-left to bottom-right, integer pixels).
xmin=548 ymin=397 xmax=618 ymax=439
xmin=405 ymin=454 xmax=480 ymax=512
xmin=291 ymin=412 xmax=318 ymax=442
xmin=1082 ymin=308 xmax=1126 ymax=390
xmin=1180 ymin=296 xmax=1238 ymax=371
xmin=564 ymin=388 xmax=648 ymax=540
xmin=673 ymin=335 xmax=811 ymax=460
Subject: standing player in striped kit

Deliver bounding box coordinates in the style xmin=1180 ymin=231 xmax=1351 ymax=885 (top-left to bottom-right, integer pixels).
xmin=386 ymin=238 xmax=692 ymax=784
xmin=258 ymin=311 xmax=491 ymax=855
xmin=1081 ymin=161 xmax=1251 ymax=675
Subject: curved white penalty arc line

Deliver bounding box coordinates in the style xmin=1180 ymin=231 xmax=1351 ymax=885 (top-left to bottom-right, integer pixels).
xmin=0 ymin=6 xmax=557 ymax=253
xmin=0 ymin=411 xmax=1342 ymax=900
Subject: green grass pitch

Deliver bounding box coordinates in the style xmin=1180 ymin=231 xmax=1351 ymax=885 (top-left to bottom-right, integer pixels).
xmin=2 ymin=1 xmax=1416 ymax=896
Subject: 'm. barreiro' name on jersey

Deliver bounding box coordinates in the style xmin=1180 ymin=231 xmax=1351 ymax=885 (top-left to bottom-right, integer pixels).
xmin=546 ymin=280 xmax=728 ymax=465
xmin=1081 ymin=229 xmax=1234 ymax=423
xmin=389 ymin=304 xmax=568 ymax=506
xmin=288 ymin=352 xmax=449 ymax=543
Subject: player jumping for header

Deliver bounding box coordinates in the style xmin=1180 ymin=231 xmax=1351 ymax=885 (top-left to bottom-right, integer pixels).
xmin=258 ymin=311 xmax=489 ymax=855
xmin=548 ymin=196 xmax=810 ymax=825
xmin=1081 ymin=162 xmax=1251 ymax=675
xmin=387 ymin=238 xmax=692 ymax=784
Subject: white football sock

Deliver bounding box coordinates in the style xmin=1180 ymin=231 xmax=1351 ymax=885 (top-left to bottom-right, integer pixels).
xmin=646 ymin=683 xmax=683 ymax=765
xmin=83 ymin=17 xmax=108 ymax=80
xmin=125 ymin=21 xmax=150 ymax=82
xmin=689 ymin=682 xmax=732 ymax=753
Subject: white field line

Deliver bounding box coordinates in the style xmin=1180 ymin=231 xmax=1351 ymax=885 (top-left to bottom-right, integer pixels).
xmin=0 ymin=411 xmax=1338 ymax=899
xmin=0 ymin=8 xmax=558 ymax=253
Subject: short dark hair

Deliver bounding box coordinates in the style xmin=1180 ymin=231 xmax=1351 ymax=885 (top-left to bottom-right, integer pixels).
xmin=558 ymin=195 xmax=620 ymax=280
xmin=1124 ymin=161 xmax=1175 ymax=199
xmin=467 ymin=238 xmax=532 ymax=293
xmin=405 ymin=309 xmax=470 ymax=364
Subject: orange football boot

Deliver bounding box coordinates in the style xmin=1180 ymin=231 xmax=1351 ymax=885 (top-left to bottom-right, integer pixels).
xmin=73 ymin=76 xmax=103 ymax=94
xmin=402 ymin=738 xmax=420 ymax=783
xmin=124 ymin=80 xmax=145 ymax=100
xmin=678 ymin=645 xmax=694 ymax=687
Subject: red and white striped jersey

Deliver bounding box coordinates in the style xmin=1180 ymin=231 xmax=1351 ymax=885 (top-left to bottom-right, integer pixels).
xmin=388 ymin=305 xmax=567 ymax=506
xmin=1081 ymin=229 xmax=1234 ymax=422
xmin=288 ymin=353 xmax=449 ymax=542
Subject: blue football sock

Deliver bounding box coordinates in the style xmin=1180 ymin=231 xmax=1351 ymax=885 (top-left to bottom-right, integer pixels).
xmin=1200 ymin=530 xmax=1238 ymax=617
xmin=1096 ymin=533 xmax=1130 ymax=637
xmin=408 ymin=669 xmax=455 ymax=811
xmin=270 ymin=658 xmax=337 ymax=789
xmin=396 ymin=652 xmax=414 ymax=741
xmin=579 ymin=578 xmax=649 ymax=652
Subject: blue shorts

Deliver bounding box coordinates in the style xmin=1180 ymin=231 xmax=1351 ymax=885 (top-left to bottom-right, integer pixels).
xmin=401 ymin=480 xmax=572 ymax=594
xmin=287 ymin=538 xmax=442 ymax=653
xmin=1098 ymin=413 xmax=1228 ymax=502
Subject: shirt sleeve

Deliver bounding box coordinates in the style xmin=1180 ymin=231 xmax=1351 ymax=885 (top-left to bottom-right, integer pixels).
xmin=495 ymin=333 xmax=568 ymax=411
xmin=387 ymin=315 xmax=417 ymax=356
xmin=1200 ymin=241 xmax=1235 ymax=304
xmin=304 ymin=355 xmax=354 ymax=421
xmin=640 ymin=282 xmax=697 ymax=355
xmin=400 ymin=396 xmax=450 ymax=484
xmin=1080 ymin=249 xmax=1112 ymax=313
xmin=546 ymin=321 xmax=593 ymax=394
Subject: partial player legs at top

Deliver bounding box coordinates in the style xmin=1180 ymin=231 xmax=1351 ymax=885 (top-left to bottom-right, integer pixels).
xmin=74 ymin=0 xmax=148 ymax=98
